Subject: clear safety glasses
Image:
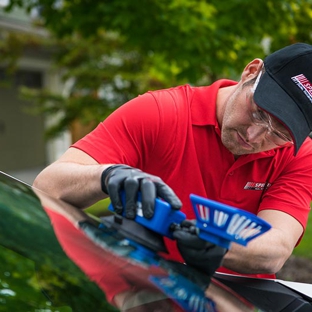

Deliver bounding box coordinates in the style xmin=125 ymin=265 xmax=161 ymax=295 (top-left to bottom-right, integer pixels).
xmin=247 ymin=71 xmax=293 ymax=146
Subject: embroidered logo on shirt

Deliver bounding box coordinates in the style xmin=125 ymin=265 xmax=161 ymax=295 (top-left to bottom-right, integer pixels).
xmin=244 ymin=182 xmax=271 ymax=191
xmin=291 ymin=74 xmax=312 ymax=103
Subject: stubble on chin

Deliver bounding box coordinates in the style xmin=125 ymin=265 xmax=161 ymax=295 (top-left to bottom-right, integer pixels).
xmin=221 ymin=130 xmax=239 ymax=154
xmin=221 ymin=129 xmax=253 ymax=156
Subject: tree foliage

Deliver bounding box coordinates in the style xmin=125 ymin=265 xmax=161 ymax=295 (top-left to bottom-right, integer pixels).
xmin=2 ymin=0 xmax=312 ymax=140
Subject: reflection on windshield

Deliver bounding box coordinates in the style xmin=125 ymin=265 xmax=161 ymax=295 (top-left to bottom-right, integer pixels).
xmin=0 ymin=172 xmax=116 ymax=311
xmin=0 ymin=172 xmax=261 ymax=311
xmin=32 ymin=184 xmax=258 ymax=312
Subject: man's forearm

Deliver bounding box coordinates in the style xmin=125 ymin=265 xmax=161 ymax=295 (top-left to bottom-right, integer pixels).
xmin=221 ymin=229 xmax=292 ymax=274
xmin=33 ymin=162 xmax=110 ymax=209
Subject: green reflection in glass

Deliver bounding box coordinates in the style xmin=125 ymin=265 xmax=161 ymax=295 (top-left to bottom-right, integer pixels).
xmin=0 ymin=174 xmax=117 ymax=311
xmin=0 ymin=245 xmax=71 ymax=311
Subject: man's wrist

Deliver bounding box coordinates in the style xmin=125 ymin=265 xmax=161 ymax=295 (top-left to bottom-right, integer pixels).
xmin=101 ymin=164 xmax=131 ymax=194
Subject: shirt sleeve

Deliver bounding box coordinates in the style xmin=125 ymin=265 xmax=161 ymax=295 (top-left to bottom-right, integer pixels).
xmin=259 ymin=142 xmax=312 ymax=230
xmin=72 ymin=92 xmax=162 ymax=168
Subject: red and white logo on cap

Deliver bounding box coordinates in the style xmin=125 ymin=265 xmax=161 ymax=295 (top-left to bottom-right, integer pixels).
xmin=291 ymin=74 xmax=312 ymax=103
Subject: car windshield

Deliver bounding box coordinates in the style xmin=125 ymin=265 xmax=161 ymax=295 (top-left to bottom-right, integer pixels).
xmin=0 ymin=172 xmax=311 ymax=312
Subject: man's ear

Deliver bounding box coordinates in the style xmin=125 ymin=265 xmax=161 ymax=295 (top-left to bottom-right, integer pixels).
xmin=241 ymin=58 xmax=263 ymax=83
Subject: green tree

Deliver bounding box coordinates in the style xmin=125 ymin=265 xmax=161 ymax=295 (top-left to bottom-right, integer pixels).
xmin=2 ymin=0 xmax=312 ymax=140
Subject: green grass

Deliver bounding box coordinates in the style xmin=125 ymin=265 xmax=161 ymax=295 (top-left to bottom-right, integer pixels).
xmin=85 ymin=198 xmax=111 ymax=217
xmin=293 ymin=204 xmax=312 ymax=259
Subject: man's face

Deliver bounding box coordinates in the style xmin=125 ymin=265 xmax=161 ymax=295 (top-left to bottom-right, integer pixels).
xmin=220 ymin=79 xmax=293 ymax=156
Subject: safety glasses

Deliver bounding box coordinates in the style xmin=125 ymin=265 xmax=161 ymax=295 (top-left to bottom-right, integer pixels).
xmin=247 ymin=71 xmax=293 ymax=146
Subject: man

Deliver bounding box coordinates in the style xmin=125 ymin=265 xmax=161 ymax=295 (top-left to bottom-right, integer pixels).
xmin=33 ymin=43 xmax=312 ymax=279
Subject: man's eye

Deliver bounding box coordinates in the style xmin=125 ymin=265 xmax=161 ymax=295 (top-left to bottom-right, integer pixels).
xmin=257 ymin=110 xmax=268 ymax=121
xmin=252 ymin=110 xmax=267 ymax=122
xmin=272 ymin=131 xmax=283 ymax=139
xmin=272 ymin=130 xmax=292 ymax=142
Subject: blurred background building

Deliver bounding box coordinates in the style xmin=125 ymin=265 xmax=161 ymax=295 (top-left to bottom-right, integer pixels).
xmin=0 ymin=2 xmax=70 ymax=184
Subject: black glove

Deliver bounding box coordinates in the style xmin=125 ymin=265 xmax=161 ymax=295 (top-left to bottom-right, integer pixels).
xmin=101 ymin=164 xmax=182 ymax=219
xmin=173 ymin=220 xmax=227 ymax=277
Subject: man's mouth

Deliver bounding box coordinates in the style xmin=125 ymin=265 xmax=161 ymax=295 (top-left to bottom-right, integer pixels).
xmin=236 ymin=131 xmax=253 ymax=149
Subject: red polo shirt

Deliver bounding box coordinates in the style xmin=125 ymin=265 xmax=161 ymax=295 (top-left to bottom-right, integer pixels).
xmin=73 ymin=80 xmax=312 ymax=279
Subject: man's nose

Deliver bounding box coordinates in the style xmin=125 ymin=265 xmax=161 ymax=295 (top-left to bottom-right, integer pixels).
xmin=246 ymin=124 xmax=267 ymax=143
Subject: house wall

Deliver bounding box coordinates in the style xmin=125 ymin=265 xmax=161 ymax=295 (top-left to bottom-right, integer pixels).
xmin=0 ymin=6 xmax=71 ymax=183
xmin=0 ymin=69 xmax=45 ymax=171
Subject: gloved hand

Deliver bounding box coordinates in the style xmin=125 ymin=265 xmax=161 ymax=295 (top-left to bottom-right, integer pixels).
xmin=101 ymin=164 xmax=182 ymax=219
xmin=173 ymin=220 xmax=227 ymax=277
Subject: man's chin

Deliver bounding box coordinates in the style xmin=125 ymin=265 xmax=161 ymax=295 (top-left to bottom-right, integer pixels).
xmin=222 ymin=139 xmax=253 ymax=155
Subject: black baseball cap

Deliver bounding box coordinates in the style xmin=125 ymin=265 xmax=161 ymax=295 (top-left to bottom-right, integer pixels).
xmin=254 ymin=43 xmax=312 ymax=155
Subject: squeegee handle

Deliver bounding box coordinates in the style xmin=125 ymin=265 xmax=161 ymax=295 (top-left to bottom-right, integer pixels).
xmin=108 ymin=192 xmax=186 ymax=239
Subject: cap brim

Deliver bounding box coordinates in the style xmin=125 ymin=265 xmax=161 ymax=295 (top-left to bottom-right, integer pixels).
xmin=254 ymin=72 xmax=310 ymax=155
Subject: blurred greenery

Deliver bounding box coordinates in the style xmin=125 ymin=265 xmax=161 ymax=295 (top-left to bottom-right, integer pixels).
xmin=1 ymin=0 xmax=312 ymax=139
xmin=0 ymin=174 xmax=117 ymax=311
xmin=85 ymin=198 xmax=111 ymax=217
xmin=0 ymin=246 xmax=72 ymax=312
xmin=293 ymin=204 xmax=312 ymax=259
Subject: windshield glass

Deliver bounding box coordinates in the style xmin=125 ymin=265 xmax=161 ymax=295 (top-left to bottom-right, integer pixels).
xmin=0 ymin=172 xmax=310 ymax=311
